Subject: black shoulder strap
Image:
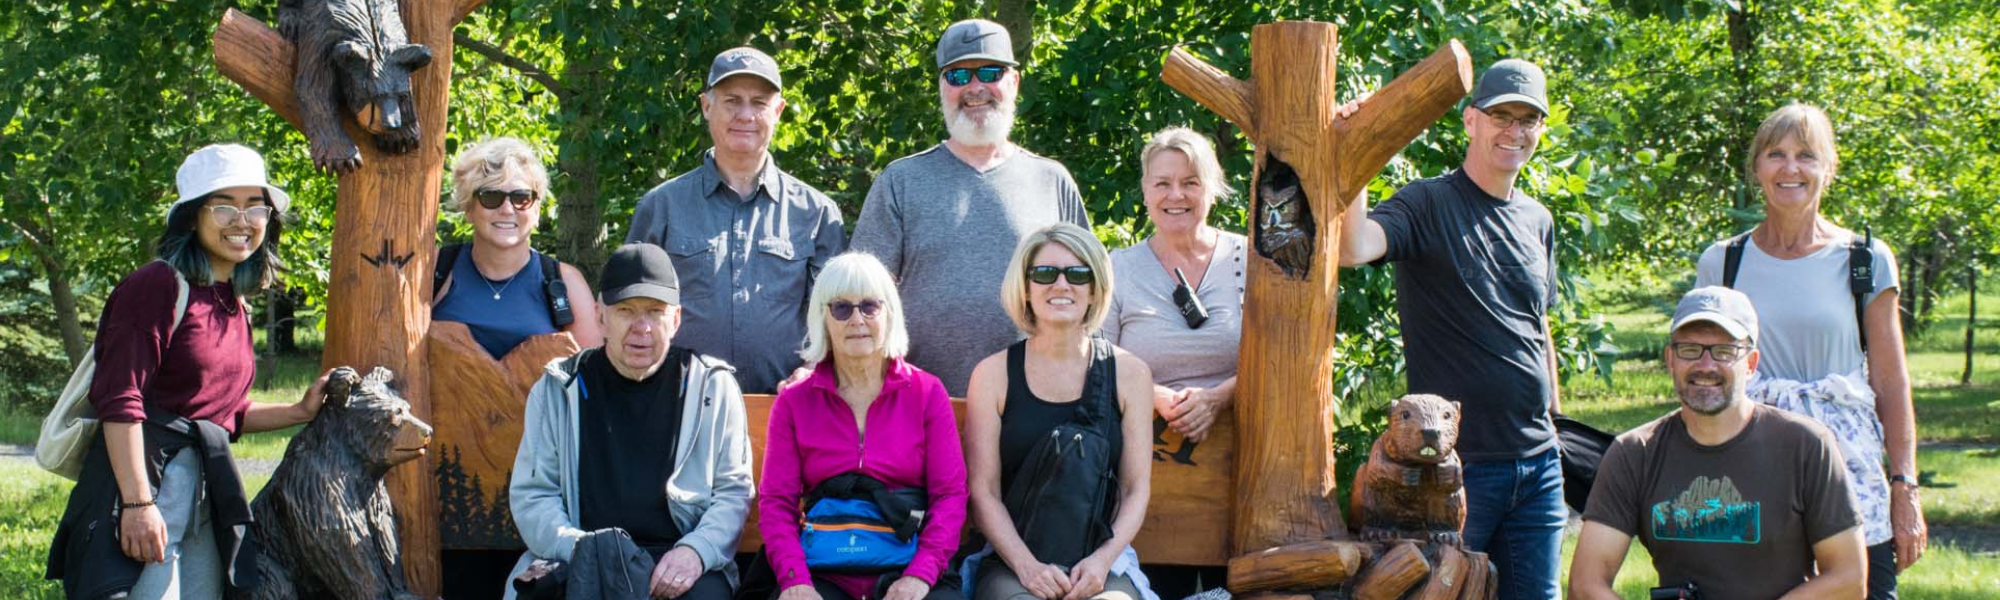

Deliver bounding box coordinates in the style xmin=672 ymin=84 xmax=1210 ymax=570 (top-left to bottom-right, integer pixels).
xmin=433 ymin=243 xmax=467 ymax=300
xmin=1073 ymin=337 xmax=1120 ymax=431
xmin=1849 ymin=226 xmax=1874 ymax=352
xmin=538 ymin=251 xmax=575 ymax=328
xmin=1722 ymin=233 xmax=1750 ymax=289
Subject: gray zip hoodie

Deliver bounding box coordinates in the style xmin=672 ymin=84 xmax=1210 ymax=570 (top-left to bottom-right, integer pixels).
xmin=504 ymin=349 xmax=756 ymax=596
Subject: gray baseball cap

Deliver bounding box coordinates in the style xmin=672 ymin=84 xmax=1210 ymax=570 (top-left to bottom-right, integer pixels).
xmin=1470 ymin=59 xmax=1549 ymax=116
xmin=1670 ymin=286 xmax=1759 ymax=342
xmin=704 ymin=47 xmax=782 ymax=92
xmin=936 ymin=19 xmax=1017 ymax=69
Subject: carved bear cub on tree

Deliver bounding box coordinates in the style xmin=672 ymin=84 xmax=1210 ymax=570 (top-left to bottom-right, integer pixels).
xmin=278 ymin=0 xmax=432 ymax=174
xmin=232 ymin=367 xmax=432 ymax=600
xmin=1348 ymin=393 xmax=1466 ymax=547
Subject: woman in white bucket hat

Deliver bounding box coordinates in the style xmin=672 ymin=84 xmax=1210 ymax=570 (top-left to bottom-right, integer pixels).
xmin=46 ymin=144 xmax=333 ymax=599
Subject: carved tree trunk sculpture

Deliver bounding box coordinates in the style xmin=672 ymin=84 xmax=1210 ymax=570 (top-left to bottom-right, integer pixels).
xmin=1161 ymin=20 xmax=1493 ymax=599
xmin=214 ymin=1 xmax=491 ymax=595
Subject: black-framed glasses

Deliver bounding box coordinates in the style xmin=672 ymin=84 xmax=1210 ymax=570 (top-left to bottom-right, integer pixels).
xmin=942 ymin=65 xmax=1008 ymax=87
xmin=1026 ymin=265 xmax=1094 ymax=286
xmin=1669 ymin=342 xmax=1750 ymax=364
xmin=828 ymin=299 xmax=884 ymax=321
xmin=206 ymin=204 xmax=274 ymax=226
xmin=1476 ymin=106 xmax=1545 ymax=131
xmin=475 ymin=188 xmax=539 ymax=210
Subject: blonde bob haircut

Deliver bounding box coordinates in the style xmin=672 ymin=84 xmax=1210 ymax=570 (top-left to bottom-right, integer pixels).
xmin=1140 ymin=126 xmax=1234 ymax=201
xmin=1000 ymin=223 xmax=1114 ymax=335
xmin=799 ymin=252 xmax=910 ymax=364
xmin=450 ymin=137 xmax=554 ymax=213
xmin=1745 ymin=103 xmax=1839 ymax=184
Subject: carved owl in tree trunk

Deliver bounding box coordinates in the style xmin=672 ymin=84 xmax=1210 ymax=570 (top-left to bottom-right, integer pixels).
xmin=278 ymin=0 xmax=431 ymax=174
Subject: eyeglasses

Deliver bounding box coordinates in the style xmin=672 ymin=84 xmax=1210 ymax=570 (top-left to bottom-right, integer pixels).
xmin=1477 ymin=107 xmax=1545 ymax=131
xmin=1026 ymin=265 xmax=1094 ymax=286
xmin=828 ymin=299 xmax=884 ymax=321
xmin=206 ymin=204 xmax=274 ymax=226
xmin=942 ymin=65 xmax=1008 ymax=87
xmin=1669 ymin=342 xmax=1751 ymax=364
xmin=475 ymin=188 xmax=539 ymax=211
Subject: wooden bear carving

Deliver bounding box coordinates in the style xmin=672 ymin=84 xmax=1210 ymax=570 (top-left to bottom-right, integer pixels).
xmin=232 ymin=367 xmax=433 ymax=600
xmin=1348 ymin=393 xmax=1466 ymax=547
xmin=277 ymin=0 xmax=432 ymax=174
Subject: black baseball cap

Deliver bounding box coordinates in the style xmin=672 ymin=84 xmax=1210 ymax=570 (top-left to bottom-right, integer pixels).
xmin=1470 ymin=59 xmax=1549 ymax=116
xmin=599 ymin=244 xmax=680 ymax=306
xmin=704 ymin=47 xmax=783 ymax=92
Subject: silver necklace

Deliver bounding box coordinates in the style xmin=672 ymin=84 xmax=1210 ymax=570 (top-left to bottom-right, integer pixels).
xmin=480 ymin=268 xmax=519 ymax=300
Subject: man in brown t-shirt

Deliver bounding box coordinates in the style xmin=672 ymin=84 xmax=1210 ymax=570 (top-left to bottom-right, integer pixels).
xmin=1570 ymin=287 xmax=1866 ymax=600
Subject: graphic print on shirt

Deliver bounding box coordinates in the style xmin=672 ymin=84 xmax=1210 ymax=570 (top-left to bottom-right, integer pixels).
xmin=1650 ymin=475 xmax=1761 ymax=544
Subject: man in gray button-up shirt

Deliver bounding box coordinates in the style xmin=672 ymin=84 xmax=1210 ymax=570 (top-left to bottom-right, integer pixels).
xmin=626 ymin=47 xmax=846 ymax=393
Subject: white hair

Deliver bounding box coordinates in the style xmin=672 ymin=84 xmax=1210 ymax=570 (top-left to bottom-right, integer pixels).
xmin=940 ymin=93 xmax=1015 ymax=146
xmin=799 ymin=252 xmax=910 ymax=364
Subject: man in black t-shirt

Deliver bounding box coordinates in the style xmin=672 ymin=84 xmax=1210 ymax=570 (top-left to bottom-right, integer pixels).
xmin=1337 ymin=59 xmax=1564 ymax=600
xmin=1569 ymin=287 xmax=1865 ymax=600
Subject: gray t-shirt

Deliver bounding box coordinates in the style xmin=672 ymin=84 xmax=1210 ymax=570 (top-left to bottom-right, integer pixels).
xmin=626 ymin=151 xmax=848 ymax=393
xmin=1694 ymin=233 xmax=1898 ymax=382
xmin=1370 ymin=169 xmax=1558 ymax=461
xmin=850 ymin=143 xmax=1089 ymax=395
xmin=1101 ymin=232 xmax=1248 ymax=391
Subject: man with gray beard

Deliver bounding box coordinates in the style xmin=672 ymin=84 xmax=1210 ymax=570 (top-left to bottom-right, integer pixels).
xmin=1569 ymin=287 xmax=1865 ymax=600
xmin=848 ymin=18 xmax=1088 ymax=395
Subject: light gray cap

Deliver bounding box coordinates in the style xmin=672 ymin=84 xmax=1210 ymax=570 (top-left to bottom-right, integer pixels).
xmin=705 ymin=46 xmax=782 ymax=92
xmin=935 ymin=19 xmax=1017 ymax=69
xmin=1670 ymin=286 xmax=1759 ymax=342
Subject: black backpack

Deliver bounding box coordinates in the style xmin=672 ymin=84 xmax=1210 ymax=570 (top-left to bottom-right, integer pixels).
xmin=1001 ymin=337 xmax=1122 ymax=569
xmin=1721 ymin=226 xmax=1874 ymax=351
xmin=433 ymin=243 xmax=574 ymax=328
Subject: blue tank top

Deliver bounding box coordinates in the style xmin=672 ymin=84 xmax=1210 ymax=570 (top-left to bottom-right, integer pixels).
xmin=433 ymin=249 xmax=560 ymax=358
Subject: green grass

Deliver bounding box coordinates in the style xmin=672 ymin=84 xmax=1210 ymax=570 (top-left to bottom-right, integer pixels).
xmin=1917 ymin=446 xmax=2000 ymax=528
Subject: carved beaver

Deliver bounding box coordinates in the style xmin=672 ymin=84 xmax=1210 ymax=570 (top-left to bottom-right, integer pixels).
xmin=278 ymin=0 xmax=432 ymax=174
xmin=232 ymin=367 xmax=432 ymax=600
xmin=1348 ymin=393 xmax=1466 ymax=547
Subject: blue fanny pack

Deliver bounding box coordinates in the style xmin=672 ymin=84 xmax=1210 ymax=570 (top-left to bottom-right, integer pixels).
xmin=800 ymin=489 xmax=927 ymax=573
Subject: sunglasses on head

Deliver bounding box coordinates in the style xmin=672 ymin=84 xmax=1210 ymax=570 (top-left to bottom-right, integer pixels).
xmin=828 ymin=299 xmax=884 ymax=321
xmin=475 ymin=188 xmax=539 ymax=210
xmin=942 ymin=65 xmax=1008 ymax=87
xmin=1026 ymin=265 xmax=1094 ymax=286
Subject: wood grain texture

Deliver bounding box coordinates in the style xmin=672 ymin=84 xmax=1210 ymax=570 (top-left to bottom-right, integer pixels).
xmin=1458 ymin=550 xmax=1495 ymax=600
xmin=426 ymin=323 xmax=577 ymax=549
xmin=1225 ymin=540 xmax=1373 ymax=593
xmin=1411 ymin=544 xmax=1469 ymax=600
xmin=213 ymin=1 xmax=488 ymax=594
xmin=735 ymin=394 xmax=1236 ymax=565
xmin=1351 ymin=542 xmax=1429 ymax=600
xmin=1159 ymin=20 xmax=1473 ymax=559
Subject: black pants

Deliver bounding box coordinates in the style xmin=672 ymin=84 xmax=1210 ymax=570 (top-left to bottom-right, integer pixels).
xmin=1866 ymin=541 xmax=1899 ymax=600
xmin=772 ymin=576 xmax=966 ymax=600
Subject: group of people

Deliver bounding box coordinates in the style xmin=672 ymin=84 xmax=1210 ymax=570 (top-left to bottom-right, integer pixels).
xmin=47 ymin=14 xmax=1926 ymax=600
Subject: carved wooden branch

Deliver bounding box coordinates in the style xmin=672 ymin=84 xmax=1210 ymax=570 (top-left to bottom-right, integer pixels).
xmin=1352 ymin=542 xmax=1430 ymax=600
xmin=213 ymin=9 xmax=303 ymax=130
xmin=1161 ymin=47 xmax=1255 ymax=138
xmin=1226 ymin=540 xmax=1374 ymax=593
xmin=1329 ymin=40 xmax=1472 ymax=204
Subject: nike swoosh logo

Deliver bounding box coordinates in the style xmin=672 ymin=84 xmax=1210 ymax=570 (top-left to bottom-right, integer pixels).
xmin=960 ymin=30 xmax=1000 ymax=45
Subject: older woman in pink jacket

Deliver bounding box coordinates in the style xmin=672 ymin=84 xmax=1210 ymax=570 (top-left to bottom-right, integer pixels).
xmin=759 ymin=252 xmax=969 ymax=600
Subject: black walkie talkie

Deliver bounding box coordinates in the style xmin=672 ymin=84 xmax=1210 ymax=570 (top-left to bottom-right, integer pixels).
xmin=1172 ymin=267 xmax=1209 ymax=329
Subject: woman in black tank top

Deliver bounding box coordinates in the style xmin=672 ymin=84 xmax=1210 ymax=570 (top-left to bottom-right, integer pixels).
xmin=962 ymin=224 xmax=1158 ymax=600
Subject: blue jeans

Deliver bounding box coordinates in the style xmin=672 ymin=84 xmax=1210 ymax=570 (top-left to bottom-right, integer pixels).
xmin=1462 ymin=447 xmax=1565 ymax=600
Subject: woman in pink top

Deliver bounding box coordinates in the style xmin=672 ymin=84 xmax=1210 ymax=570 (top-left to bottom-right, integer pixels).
xmin=760 ymin=252 xmax=969 ymax=600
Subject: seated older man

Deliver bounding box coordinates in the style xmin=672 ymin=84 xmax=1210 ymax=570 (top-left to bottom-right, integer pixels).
xmin=506 ymin=244 xmax=755 ymax=600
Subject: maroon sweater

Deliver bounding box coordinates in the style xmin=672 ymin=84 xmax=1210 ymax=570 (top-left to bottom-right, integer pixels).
xmin=89 ymin=261 xmax=254 ymax=436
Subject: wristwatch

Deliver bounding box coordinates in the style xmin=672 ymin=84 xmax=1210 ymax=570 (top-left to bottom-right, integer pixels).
xmin=1889 ymin=474 xmax=1919 ymax=488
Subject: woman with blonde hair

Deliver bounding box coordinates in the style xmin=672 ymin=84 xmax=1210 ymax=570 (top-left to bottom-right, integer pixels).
xmin=1694 ymin=103 xmax=1926 ymax=599
xmin=963 ymin=223 xmax=1158 ymax=600
xmin=1101 ymin=126 xmax=1245 ymax=443
xmin=435 ymin=136 xmax=602 ymax=354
